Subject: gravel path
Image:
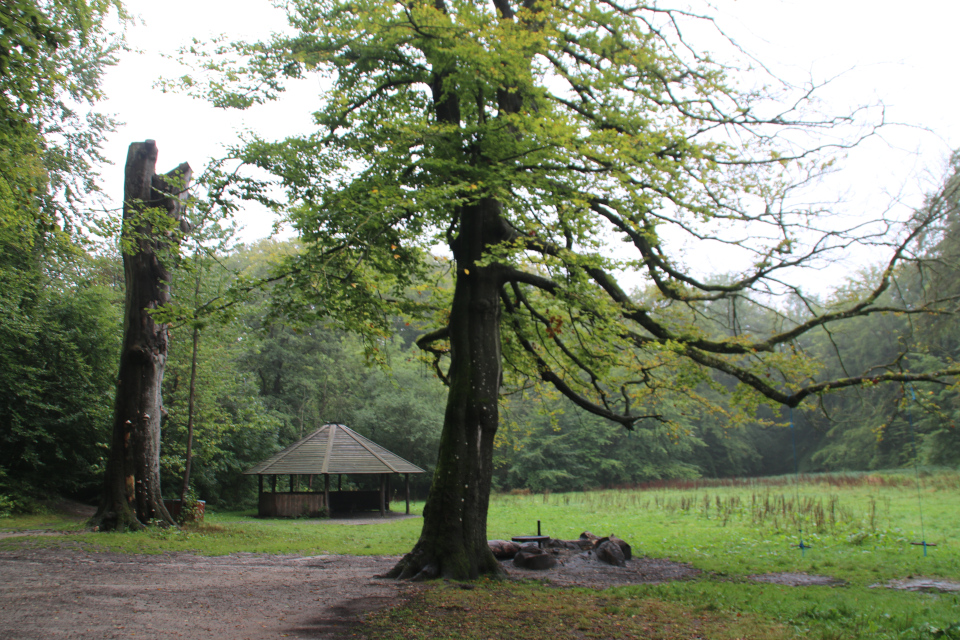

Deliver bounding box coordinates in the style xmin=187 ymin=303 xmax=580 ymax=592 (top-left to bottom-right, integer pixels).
xmin=0 ymin=549 xmax=417 ymax=640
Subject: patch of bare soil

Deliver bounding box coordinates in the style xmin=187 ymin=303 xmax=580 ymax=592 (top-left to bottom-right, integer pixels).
xmin=0 ymin=548 xmax=417 ymax=640
xmin=500 ymin=547 xmax=700 ymax=588
xmin=0 ymin=530 xmax=84 ymax=539
xmin=0 ymin=500 xmax=95 ymax=540
xmin=871 ymin=578 xmax=960 ymax=593
xmin=748 ymin=572 xmax=846 ymax=587
xmin=48 ymin=499 xmax=97 ymax=519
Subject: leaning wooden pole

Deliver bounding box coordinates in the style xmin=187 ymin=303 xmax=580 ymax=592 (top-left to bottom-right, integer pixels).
xmin=91 ymin=140 xmax=191 ymax=531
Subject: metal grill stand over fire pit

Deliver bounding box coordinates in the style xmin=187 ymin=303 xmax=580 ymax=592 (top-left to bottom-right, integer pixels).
xmin=512 ymin=520 xmax=550 ymax=548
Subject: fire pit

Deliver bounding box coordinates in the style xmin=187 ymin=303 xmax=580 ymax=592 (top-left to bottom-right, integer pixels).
xmin=512 ymin=520 xmax=549 ymax=548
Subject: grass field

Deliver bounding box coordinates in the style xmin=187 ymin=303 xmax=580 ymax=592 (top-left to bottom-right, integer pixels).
xmin=2 ymin=469 xmax=958 ymax=639
xmin=488 ymin=470 xmax=959 ymax=585
xmin=478 ymin=470 xmax=960 ymax=640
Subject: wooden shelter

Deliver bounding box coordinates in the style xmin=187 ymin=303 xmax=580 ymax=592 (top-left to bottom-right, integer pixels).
xmin=243 ymin=423 xmax=425 ymax=518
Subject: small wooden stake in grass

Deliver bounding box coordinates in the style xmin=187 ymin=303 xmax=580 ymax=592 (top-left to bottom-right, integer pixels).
xmin=907 ymin=386 xmax=935 ymax=556
xmin=911 ymin=541 xmax=937 ymax=556
xmin=789 ymin=409 xmax=810 ymax=557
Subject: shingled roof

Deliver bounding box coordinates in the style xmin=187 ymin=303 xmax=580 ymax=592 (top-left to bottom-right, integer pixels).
xmin=243 ymin=423 xmax=425 ymax=476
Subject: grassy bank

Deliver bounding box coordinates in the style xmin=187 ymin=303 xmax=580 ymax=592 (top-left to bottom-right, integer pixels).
xmin=2 ymin=469 xmax=958 ymax=639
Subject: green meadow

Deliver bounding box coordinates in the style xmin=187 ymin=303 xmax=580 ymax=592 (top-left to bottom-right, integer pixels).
xmin=489 ymin=470 xmax=959 ymax=585
xmin=2 ymin=470 xmax=958 ymax=639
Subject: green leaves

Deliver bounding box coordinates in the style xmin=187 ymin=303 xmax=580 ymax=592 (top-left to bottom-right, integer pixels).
xmin=169 ymin=0 xmax=957 ymax=448
xmin=0 ymin=252 xmax=121 ymax=498
xmin=0 ymin=2 xmax=128 ymax=501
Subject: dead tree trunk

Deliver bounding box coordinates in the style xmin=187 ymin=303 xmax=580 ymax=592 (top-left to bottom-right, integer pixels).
xmin=91 ymin=140 xmax=191 ymax=531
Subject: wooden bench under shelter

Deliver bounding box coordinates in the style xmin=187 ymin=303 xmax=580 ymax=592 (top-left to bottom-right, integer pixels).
xmin=243 ymin=423 xmax=425 ymax=518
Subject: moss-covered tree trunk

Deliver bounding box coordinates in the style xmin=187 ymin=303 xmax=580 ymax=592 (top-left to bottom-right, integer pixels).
xmin=388 ymin=199 xmax=509 ymax=580
xmin=91 ymin=140 xmax=190 ymax=531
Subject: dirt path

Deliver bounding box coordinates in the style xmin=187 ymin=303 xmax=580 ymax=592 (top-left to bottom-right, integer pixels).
xmin=0 ymin=549 xmax=417 ymax=640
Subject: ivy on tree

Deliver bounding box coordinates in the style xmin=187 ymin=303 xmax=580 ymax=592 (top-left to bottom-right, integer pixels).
xmin=176 ymin=0 xmax=960 ymax=579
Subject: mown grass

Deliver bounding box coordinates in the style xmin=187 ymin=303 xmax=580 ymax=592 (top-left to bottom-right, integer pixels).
xmin=0 ymin=512 xmax=88 ymax=532
xmin=0 ymin=510 xmax=426 ymax=555
xmin=2 ymin=469 xmax=958 ymax=640
xmin=614 ymin=581 xmax=960 ymax=640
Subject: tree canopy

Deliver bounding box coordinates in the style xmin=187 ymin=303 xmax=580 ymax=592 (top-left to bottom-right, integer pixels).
xmin=169 ymin=0 xmax=960 ymax=578
xmin=1 ymin=0 xmax=125 ymax=245
xmin=0 ymin=0 xmax=125 ymax=508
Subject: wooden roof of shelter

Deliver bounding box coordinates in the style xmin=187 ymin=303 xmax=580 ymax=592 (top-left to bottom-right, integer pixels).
xmin=243 ymin=423 xmax=425 ymax=476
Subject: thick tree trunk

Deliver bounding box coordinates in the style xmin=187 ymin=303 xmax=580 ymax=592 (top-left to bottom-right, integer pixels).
xmin=388 ymin=199 xmax=507 ymax=580
xmin=91 ymin=140 xmax=191 ymax=531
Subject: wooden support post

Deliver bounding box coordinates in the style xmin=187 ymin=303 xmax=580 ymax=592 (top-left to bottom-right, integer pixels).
xmin=338 ymin=474 xmax=342 ymax=491
xmin=289 ymin=475 xmax=294 ymax=493
xmin=272 ymin=475 xmax=277 ymax=493
xmin=258 ymin=475 xmax=263 ymax=497
xmin=405 ymin=473 xmax=410 ymax=515
xmin=324 ymin=474 xmax=330 ymax=514
xmin=379 ymin=474 xmax=386 ymax=517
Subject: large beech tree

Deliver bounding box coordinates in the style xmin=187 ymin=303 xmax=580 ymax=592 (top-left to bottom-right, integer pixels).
xmin=179 ymin=0 xmax=960 ymax=578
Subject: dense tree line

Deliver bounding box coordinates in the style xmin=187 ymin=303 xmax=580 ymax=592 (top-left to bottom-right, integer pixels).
xmin=4 ymin=197 xmax=960 ymax=513
xmin=2 ymin=144 xmax=958 ymax=513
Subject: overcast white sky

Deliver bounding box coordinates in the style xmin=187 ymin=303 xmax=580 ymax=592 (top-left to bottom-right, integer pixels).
xmin=98 ymin=0 xmax=960 ymax=284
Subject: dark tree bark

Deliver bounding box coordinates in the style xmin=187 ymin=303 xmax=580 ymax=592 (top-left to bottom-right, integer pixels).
xmin=387 ymin=199 xmax=509 ymax=580
xmin=388 ymin=3 xmax=525 ymax=580
xmin=91 ymin=140 xmax=191 ymax=531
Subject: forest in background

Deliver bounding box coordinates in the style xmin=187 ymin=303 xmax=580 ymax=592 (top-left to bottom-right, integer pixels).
xmin=3 ymin=189 xmax=960 ymax=513
xmin=3 ymin=0 xmax=960 ymax=516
